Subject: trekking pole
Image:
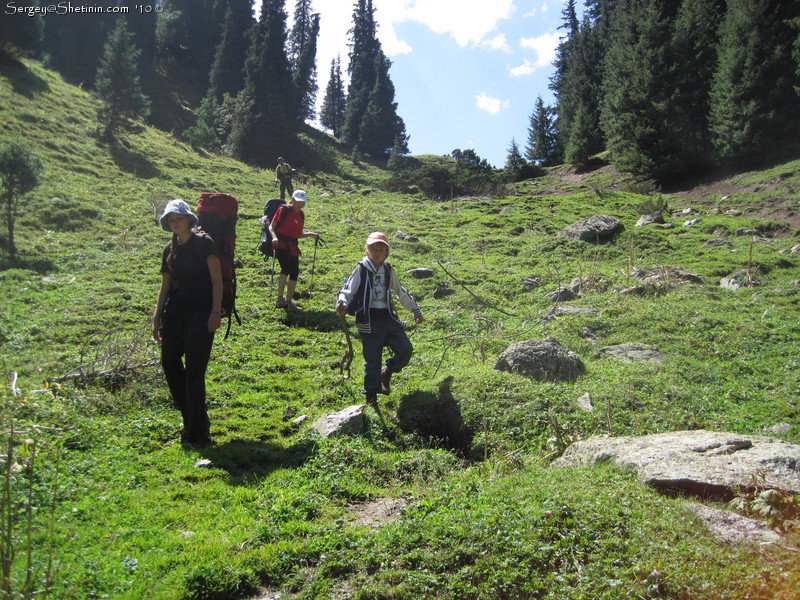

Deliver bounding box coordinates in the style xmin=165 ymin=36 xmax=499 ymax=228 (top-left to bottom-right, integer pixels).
xmin=338 ymin=312 xmax=353 ymax=379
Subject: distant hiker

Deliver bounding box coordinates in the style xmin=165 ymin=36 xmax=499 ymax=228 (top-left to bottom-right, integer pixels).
xmin=152 ymin=199 xmax=222 ymax=448
xmin=335 ymin=232 xmax=424 ymax=406
xmin=275 ymin=156 xmax=296 ymax=200
xmin=268 ymin=189 xmax=319 ymax=310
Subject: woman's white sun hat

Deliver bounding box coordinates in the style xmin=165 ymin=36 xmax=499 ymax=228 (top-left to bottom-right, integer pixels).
xmin=159 ymin=199 xmax=199 ymax=231
xmin=292 ymin=189 xmax=308 ymax=203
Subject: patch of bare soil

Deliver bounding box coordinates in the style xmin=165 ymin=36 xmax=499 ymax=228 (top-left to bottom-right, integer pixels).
xmin=347 ymin=497 xmax=408 ymax=528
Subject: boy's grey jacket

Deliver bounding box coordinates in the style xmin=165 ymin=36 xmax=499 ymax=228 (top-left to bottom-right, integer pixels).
xmin=337 ymin=258 xmax=422 ymax=334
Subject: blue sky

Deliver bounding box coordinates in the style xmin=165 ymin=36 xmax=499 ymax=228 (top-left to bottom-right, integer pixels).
xmin=264 ymin=0 xmax=571 ymax=167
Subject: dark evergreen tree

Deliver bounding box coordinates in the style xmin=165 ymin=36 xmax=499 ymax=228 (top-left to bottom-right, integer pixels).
xmin=506 ymin=139 xmax=525 ymax=171
xmin=289 ymin=0 xmax=321 ymax=121
xmin=157 ymin=0 xmax=223 ymax=94
xmin=320 ymin=56 xmax=346 ymax=137
xmin=207 ymin=0 xmax=255 ymax=102
xmin=0 ymin=0 xmax=43 ymax=57
xmin=342 ymin=0 xmax=379 ymax=146
xmin=600 ymin=0 xmax=681 ymax=179
xmin=42 ymin=2 xmax=116 ymax=86
xmin=94 ymin=19 xmax=151 ymax=138
xmin=358 ymin=52 xmax=407 ymax=157
xmin=709 ymin=0 xmax=800 ymax=164
xmin=226 ymin=0 xmax=294 ymax=166
xmin=526 ymin=96 xmax=559 ymax=166
xmin=669 ymin=0 xmax=720 ymax=168
xmin=0 ymin=140 xmax=43 ymax=257
xmin=557 ymin=19 xmax=604 ymax=167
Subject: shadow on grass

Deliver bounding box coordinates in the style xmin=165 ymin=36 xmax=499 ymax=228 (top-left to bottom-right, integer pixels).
xmin=0 ymin=57 xmax=50 ymax=97
xmin=109 ymin=139 xmax=162 ymax=179
xmin=0 ymin=253 xmax=56 ymax=273
xmin=282 ymin=309 xmax=341 ymax=332
xmin=197 ymin=437 xmax=317 ymax=484
xmin=395 ymin=376 xmax=472 ymax=457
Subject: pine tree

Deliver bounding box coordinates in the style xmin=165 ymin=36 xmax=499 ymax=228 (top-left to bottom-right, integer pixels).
xmin=289 ymin=0 xmax=321 ymax=121
xmin=358 ymin=52 xmax=407 ymax=157
xmin=342 ymin=0 xmax=379 ymax=146
xmin=526 ymin=96 xmax=559 ymax=166
xmin=505 ymin=138 xmax=527 ymax=173
xmin=709 ymin=0 xmax=800 ymax=164
xmin=600 ymin=0 xmax=680 ymax=179
xmin=207 ymin=0 xmax=255 ymax=102
xmin=0 ymin=0 xmax=43 ymax=57
xmin=42 ymin=2 xmax=117 ymax=86
xmin=226 ymin=0 xmax=294 ymax=166
xmin=557 ymin=20 xmax=604 ymax=167
xmin=320 ymin=56 xmax=346 ymax=137
xmin=0 ymin=140 xmax=43 ymax=257
xmin=95 ymin=19 xmax=151 ymax=138
xmin=670 ymin=0 xmax=720 ymax=167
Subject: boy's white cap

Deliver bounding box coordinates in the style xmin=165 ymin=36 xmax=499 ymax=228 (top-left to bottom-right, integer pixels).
xmin=292 ymin=189 xmax=308 ymax=202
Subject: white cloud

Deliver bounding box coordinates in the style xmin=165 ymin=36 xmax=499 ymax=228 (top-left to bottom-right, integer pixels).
xmin=509 ymin=60 xmax=536 ymax=77
xmin=475 ymin=93 xmax=508 ymax=115
xmin=482 ymin=34 xmax=512 ymax=52
xmin=376 ymin=0 xmax=515 ymax=48
xmin=520 ymin=32 xmax=563 ymax=67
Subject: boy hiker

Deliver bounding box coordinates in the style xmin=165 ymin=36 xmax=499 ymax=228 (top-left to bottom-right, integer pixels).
xmin=335 ymin=232 xmax=424 ymax=406
xmin=275 ymin=156 xmax=296 ymax=200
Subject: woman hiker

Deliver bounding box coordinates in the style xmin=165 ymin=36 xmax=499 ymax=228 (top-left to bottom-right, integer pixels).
xmin=152 ymin=199 xmax=222 ymax=447
xmin=335 ymin=232 xmax=424 ymax=405
xmin=268 ymin=189 xmax=320 ymax=310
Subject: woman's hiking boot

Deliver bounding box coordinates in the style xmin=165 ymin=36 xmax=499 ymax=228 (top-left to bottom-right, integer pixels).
xmin=275 ymin=297 xmax=287 ymax=308
xmin=380 ymin=369 xmax=392 ymax=395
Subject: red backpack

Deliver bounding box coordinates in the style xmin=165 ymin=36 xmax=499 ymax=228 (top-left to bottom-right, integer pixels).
xmin=197 ymin=192 xmax=240 ymax=337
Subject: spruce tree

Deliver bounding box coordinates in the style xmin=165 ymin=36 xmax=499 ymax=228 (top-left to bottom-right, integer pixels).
xmin=226 ymin=0 xmax=294 ymax=166
xmin=207 ymin=0 xmax=255 ymax=102
xmin=95 ymin=19 xmax=151 ymax=139
xmin=526 ymin=96 xmax=559 ymax=166
xmin=557 ymin=20 xmax=604 ymax=167
xmin=709 ymin=0 xmax=800 ymax=164
xmin=320 ymin=56 xmax=347 ymax=137
xmin=0 ymin=140 xmax=43 ymax=257
xmin=600 ymin=0 xmax=680 ymax=179
xmin=505 ymin=138 xmax=527 ymax=175
xmin=342 ymin=0 xmax=379 ymax=146
xmin=670 ymin=0 xmax=720 ymax=168
xmin=289 ymin=0 xmax=321 ymax=121
xmin=0 ymin=0 xmax=43 ymax=57
xmin=358 ymin=52 xmax=407 ymax=157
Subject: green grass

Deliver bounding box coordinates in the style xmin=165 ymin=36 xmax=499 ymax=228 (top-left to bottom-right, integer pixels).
xmin=1 ymin=58 xmax=799 ymax=599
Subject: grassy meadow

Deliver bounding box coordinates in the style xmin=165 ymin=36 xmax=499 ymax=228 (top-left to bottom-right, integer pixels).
xmin=1 ymin=58 xmax=799 ymax=599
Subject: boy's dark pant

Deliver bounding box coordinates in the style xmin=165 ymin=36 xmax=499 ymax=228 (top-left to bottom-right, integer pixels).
xmin=360 ymin=311 xmax=413 ymax=394
xmin=161 ymin=308 xmax=215 ymax=444
xmin=279 ymin=178 xmax=294 ymax=200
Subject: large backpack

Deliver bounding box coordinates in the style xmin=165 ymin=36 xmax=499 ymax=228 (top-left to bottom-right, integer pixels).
xmin=197 ymin=192 xmax=241 ymax=337
xmin=258 ymin=198 xmax=293 ymax=259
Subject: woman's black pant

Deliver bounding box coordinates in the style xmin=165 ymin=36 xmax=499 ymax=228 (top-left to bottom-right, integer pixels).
xmin=160 ymin=307 xmax=215 ymax=444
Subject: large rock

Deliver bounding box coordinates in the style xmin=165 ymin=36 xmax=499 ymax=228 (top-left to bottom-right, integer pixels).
xmin=495 ymin=337 xmax=585 ymax=382
xmin=595 ymin=343 xmax=666 ymax=364
xmin=553 ymin=430 xmax=800 ymax=500
xmin=559 ymin=215 xmax=624 ymax=243
xmin=312 ymin=405 xmax=366 ymax=437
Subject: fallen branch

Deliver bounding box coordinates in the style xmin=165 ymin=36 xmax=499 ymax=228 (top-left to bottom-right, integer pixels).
xmin=338 ymin=313 xmax=354 ymax=379
xmin=44 ymin=360 xmax=160 ymax=385
xmin=435 ymin=260 xmax=517 ymax=316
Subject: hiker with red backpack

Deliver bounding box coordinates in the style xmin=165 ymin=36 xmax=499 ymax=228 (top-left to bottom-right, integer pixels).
xmin=152 ymin=199 xmax=222 ymax=448
xmin=268 ymin=189 xmax=319 ymax=310
xmin=335 ymin=232 xmax=424 ymax=406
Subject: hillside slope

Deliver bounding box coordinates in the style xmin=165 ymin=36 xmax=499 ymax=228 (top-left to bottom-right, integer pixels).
xmin=2 ymin=58 xmax=799 ymax=600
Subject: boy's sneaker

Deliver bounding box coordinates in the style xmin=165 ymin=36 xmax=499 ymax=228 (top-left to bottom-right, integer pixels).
xmin=364 ymin=392 xmax=378 ymax=406
xmin=379 ymin=369 xmax=392 ymax=395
